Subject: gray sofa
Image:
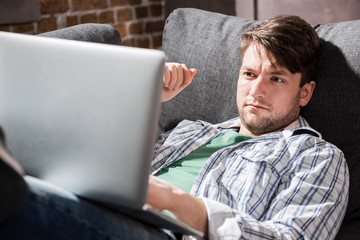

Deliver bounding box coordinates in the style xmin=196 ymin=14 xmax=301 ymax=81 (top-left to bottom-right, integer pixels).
xmin=159 ymin=8 xmax=360 ymax=240
xmin=6 ymin=7 xmax=360 ymax=239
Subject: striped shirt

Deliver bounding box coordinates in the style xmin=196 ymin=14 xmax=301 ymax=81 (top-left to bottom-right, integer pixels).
xmin=152 ymin=116 xmax=349 ymax=240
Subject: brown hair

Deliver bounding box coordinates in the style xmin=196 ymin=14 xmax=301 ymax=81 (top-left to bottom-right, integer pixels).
xmin=241 ymin=15 xmax=321 ymax=87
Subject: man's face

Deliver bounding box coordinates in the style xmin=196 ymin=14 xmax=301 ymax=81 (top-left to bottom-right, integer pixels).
xmin=236 ymin=43 xmax=315 ymax=136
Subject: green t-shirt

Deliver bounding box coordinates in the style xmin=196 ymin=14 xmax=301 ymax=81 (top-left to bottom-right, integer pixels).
xmin=156 ymin=130 xmax=253 ymax=192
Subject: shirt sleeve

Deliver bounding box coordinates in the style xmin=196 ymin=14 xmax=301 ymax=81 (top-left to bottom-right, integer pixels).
xmin=193 ymin=144 xmax=349 ymax=240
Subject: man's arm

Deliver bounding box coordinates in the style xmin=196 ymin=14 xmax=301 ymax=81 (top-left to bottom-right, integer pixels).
xmin=147 ymin=176 xmax=208 ymax=234
xmin=152 ymin=63 xmax=205 ymax=232
xmin=161 ymin=63 xmax=197 ymax=102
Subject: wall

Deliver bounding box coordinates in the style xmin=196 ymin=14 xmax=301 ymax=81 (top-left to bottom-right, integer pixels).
xmin=165 ymin=0 xmax=235 ymax=17
xmin=0 ymin=0 xmax=40 ymax=25
xmin=0 ymin=0 xmax=165 ymax=49
xmin=1 ymin=0 xmax=360 ymax=49
xmin=254 ymin=0 xmax=360 ymax=24
xmin=165 ymin=0 xmax=360 ymax=25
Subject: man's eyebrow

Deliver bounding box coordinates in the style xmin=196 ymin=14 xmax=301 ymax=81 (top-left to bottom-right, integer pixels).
xmin=240 ymin=66 xmax=290 ymax=76
xmin=240 ymin=66 xmax=255 ymax=71
xmin=269 ymin=70 xmax=289 ymax=76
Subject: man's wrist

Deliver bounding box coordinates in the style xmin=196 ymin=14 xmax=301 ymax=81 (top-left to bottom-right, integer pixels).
xmin=170 ymin=191 xmax=208 ymax=235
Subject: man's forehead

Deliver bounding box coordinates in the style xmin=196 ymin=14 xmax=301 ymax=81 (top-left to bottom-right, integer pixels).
xmin=242 ymin=43 xmax=289 ymax=72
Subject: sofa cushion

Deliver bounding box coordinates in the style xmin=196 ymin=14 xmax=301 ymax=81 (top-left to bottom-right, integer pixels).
xmin=303 ymin=20 xmax=360 ymax=220
xmin=39 ymin=23 xmax=122 ymax=46
xmin=160 ymin=9 xmax=257 ymax=132
xmin=160 ymin=8 xmax=360 ymax=223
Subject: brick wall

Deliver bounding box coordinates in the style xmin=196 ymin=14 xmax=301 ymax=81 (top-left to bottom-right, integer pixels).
xmin=0 ymin=0 xmax=165 ymax=49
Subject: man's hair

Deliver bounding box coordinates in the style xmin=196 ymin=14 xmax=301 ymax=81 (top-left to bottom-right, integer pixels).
xmin=240 ymin=15 xmax=321 ymax=87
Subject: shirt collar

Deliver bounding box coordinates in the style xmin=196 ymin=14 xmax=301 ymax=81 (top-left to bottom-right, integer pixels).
xmin=216 ymin=116 xmax=322 ymax=138
xmin=282 ymin=116 xmax=322 ymax=138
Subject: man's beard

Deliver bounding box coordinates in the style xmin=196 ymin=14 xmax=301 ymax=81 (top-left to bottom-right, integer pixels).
xmin=238 ymin=93 xmax=301 ymax=135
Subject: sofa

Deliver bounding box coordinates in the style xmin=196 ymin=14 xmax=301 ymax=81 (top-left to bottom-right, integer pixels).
xmin=1 ymin=7 xmax=359 ymax=239
xmin=158 ymin=8 xmax=360 ymax=239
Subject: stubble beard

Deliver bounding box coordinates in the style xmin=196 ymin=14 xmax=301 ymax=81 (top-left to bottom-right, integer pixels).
xmin=238 ymin=94 xmax=301 ymax=135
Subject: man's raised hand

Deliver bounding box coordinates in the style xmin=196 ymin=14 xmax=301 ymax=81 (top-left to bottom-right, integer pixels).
xmin=161 ymin=63 xmax=197 ymax=102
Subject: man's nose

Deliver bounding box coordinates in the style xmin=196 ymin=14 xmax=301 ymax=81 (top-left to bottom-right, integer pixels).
xmin=249 ymin=75 xmax=267 ymax=99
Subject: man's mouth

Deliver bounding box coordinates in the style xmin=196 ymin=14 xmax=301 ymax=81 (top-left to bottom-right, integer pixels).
xmin=247 ymin=103 xmax=268 ymax=110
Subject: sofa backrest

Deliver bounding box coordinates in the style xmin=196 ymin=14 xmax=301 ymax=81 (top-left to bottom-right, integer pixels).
xmin=39 ymin=23 xmax=122 ymax=45
xmin=160 ymin=8 xmax=360 ymax=221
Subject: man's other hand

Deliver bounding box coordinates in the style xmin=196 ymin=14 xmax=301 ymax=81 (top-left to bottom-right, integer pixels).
xmin=161 ymin=63 xmax=197 ymax=102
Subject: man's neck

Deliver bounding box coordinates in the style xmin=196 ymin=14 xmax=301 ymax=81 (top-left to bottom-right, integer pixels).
xmin=238 ymin=124 xmax=287 ymax=136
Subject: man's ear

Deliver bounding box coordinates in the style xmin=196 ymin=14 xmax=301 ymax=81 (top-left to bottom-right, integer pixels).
xmin=300 ymin=81 xmax=316 ymax=107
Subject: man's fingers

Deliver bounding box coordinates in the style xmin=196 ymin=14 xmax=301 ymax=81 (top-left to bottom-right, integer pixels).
xmin=173 ymin=64 xmax=184 ymax=90
xmin=169 ymin=64 xmax=178 ymax=90
xmin=161 ymin=63 xmax=197 ymax=102
xmin=164 ymin=63 xmax=197 ymax=90
xmin=163 ymin=65 xmax=171 ymax=88
xmin=173 ymin=64 xmax=188 ymax=89
xmin=166 ymin=64 xmax=180 ymax=90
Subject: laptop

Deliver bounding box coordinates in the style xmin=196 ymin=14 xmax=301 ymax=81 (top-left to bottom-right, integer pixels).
xmin=0 ymin=31 xmax=203 ymax=238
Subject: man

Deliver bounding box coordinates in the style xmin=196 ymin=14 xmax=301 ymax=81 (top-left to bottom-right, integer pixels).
xmin=147 ymin=15 xmax=348 ymax=239
xmin=0 ymin=15 xmax=348 ymax=240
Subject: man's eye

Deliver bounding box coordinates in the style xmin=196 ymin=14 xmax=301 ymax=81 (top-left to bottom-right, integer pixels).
xmin=272 ymin=77 xmax=283 ymax=83
xmin=244 ymin=72 xmax=254 ymax=77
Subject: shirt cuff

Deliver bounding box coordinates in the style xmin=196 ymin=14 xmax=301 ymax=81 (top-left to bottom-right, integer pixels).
xmin=201 ymin=198 xmax=242 ymax=240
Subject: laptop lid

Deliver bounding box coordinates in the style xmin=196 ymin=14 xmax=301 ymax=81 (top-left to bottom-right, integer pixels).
xmin=0 ymin=31 xmax=164 ymax=210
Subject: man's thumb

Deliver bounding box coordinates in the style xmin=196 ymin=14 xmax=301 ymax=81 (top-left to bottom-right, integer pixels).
xmin=190 ymin=68 xmax=197 ymax=77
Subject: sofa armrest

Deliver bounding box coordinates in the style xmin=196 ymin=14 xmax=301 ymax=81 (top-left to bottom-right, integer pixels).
xmin=39 ymin=23 xmax=121 ymax=45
